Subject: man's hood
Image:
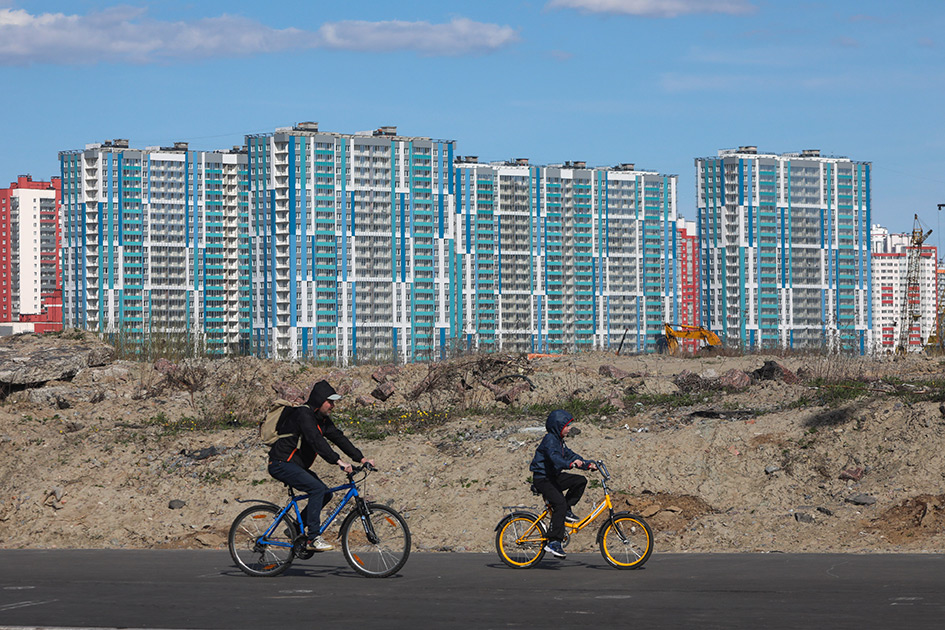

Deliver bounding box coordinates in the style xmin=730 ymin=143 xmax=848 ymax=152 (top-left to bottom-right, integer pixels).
xmin=545 ymin=409 xmax=574 ymax=437
xmin=306 ymin=380 xmax=341 ymax=408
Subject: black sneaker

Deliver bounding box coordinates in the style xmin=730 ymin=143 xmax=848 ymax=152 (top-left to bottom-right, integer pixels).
xmin=565 ymin=510 xmax=580 ymax=523
xmin=544 ymin=540 xmax=566 ymax=558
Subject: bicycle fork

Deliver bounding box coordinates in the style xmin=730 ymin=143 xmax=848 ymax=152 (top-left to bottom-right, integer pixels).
xmin=596 ymin=509 xmax=631 ymax=545
xmin=353 ymin=497 xmax=380 ymax=544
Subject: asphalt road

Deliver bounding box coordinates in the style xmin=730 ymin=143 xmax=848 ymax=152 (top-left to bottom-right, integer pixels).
xmin=0 ymin=550 xmax=943 ymax=629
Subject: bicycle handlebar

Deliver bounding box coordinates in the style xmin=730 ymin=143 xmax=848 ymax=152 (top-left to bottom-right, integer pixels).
xmin=577 ymin=459 xmax=611 ymax=481
xmin=346 ymin=462 xmax=377 ymax=479
xmin=595 ymin=460 xmax=610 ymax=480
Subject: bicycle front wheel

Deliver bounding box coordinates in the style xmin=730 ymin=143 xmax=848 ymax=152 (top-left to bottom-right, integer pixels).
xmin=228 ymin=504 xmax=297 ymax=577
xmin=598 ymin=511 xmax=653 ymax=569
xmin=340 ymin=503 xmax=411 ymax=578
xmin=495 ymin=512 xmax=546 ymax=568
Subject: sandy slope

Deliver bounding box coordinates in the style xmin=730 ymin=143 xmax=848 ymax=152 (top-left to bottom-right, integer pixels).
xmin=1 ymin=338 xmax=943 ymax=553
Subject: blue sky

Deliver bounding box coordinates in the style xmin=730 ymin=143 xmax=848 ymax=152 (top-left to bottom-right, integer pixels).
xmin=1 ymin=0 xmax=943 ymax=235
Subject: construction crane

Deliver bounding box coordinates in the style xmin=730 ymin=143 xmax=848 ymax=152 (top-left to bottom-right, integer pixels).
xmin=657 ymin=323 xmax=722 ymax=355
xmin=896 ymin=214 xmax=933 ymax=354
xmin=933 ymin=204 xmax=945 ymax=350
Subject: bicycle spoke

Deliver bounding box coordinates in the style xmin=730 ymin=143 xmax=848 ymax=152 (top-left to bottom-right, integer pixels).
xmin=341 ymin=504 xmax=411 ymax=578
xmin=496 ymin=514 xmax=545 ymax=568
xmin=600 ymin=514 xmax=652 ymax=569
xmin=229 ymin=505 xmax=296 ymax=577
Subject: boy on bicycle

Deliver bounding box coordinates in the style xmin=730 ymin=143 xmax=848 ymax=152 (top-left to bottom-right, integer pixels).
xmin=529 ymin=409 xmax=597 ymax=559
xmin=268 ymin=379 xmax=374 ymax=551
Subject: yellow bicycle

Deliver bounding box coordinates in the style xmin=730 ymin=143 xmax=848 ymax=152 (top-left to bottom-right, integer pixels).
xmin=495 ymin=460 xmax=653 ymax=569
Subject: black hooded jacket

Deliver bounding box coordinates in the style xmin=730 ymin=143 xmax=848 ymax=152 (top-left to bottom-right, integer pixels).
xmin=529 ymin=410 xmax=583 ymax=479
xmin=267 ymin=384 xmax=363 ymax=468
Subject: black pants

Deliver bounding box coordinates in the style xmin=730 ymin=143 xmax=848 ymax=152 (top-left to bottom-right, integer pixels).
xmin=533 ymin=472 xmax=587 ymax=542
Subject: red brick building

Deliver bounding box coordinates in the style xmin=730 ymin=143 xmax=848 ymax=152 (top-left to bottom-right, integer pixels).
xmin=0 ymin=175 xmax=62 ymax=333
xmin=677 ymin=219 xmax=701 ymax=353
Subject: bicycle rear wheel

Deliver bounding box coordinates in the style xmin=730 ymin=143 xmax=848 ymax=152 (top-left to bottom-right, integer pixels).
xmin=495 ymin=512 xmax=546 ymax=568
xmin=598 ymin=511 xmax=652 ymax=569
xmin=228 ymin=504 xmax=297 ymax=577
xmin=340 ymin=503 xmax=411 ymax=578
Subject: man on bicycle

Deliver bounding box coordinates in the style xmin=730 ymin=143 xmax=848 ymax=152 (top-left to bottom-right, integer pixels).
xmin=529 ymin=409 xmax=597 ymax=559
xmin=268 ymin=379 xmax=374 ymax=551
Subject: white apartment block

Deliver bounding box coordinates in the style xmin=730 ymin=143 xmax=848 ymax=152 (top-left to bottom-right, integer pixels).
xmin=247 ymin=123 xmax=457 ymax=362
xmin=59 ymin=140 xmax=250 ymax=353
xmin=870 ymin=225 xmax=937 ymax=352
xmin=454 ymin=158 xmax=680 ymax=354
xmin=696 ymin=147 xmax=872 ymax=353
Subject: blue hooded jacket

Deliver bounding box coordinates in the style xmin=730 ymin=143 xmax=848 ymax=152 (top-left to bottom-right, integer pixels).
xmin=529 ymin=410 xmax=584 ymax=479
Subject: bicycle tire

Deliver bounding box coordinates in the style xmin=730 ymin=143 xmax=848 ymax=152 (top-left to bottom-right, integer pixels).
xmin=598 ymin=511 xmax=653 ymax=569
xmin=340 ymin=503 xmax=411 ymax=578
xmin=228 ymin=504 xmax=297 ymax=577
xmin=495 ymin=512 xmax=546 ymax=569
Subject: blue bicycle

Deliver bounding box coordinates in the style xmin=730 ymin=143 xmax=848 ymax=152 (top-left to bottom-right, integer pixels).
xmin=228 ymin=464 xmax=411 ymax=578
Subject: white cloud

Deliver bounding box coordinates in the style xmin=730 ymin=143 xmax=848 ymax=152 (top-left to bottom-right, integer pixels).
xmin=547 ymin=0 xmax=755 ymax=18
xmin=0 ymin=7 xmax=518 ymax=66
xmin=316 ymin=18 xmax=519 ymax=56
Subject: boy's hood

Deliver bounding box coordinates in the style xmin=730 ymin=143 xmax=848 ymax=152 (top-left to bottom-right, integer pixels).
xmin=545 ymin=410 xmax=574 ymax=437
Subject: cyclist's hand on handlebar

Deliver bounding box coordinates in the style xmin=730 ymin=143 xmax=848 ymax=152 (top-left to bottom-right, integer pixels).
xmin=338 ymin=460 xmax=354 ymax=474
xmin=586 ymin=461 xmax=598 ymax=471
xmin=360 ymin=457 xmax=376 ymax=470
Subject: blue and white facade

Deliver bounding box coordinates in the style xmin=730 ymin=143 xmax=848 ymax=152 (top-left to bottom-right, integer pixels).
xmin=454 ymin=158 xmax=680 ymax=354
xmin=247 ymin=123 xmax=457 ymax=362
xmin=59 ymin=141 xmax=250 ymax=353
xmin=695 ymin=147 xmax=872 ymax=352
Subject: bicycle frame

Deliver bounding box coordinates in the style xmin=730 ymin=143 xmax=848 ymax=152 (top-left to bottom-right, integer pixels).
xmin=510 ymin=461 xmax=624 ymax=542
xmin=528 ymin=491 xmax=614 ymax=536
xmin=258 ymin=476 xmax=373 ymax=550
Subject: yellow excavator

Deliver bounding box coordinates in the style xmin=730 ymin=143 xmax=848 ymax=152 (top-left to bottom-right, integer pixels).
xmin=657 ymin=323 xmax=721 ymax=355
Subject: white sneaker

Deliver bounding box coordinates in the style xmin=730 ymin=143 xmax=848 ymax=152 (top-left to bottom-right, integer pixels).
xmin=307 ymin=536 xmax=334 ymax=552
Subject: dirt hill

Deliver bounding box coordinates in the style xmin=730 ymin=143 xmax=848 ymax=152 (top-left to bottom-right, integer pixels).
xmin=1 ymin=332 xmax=944 ymax=554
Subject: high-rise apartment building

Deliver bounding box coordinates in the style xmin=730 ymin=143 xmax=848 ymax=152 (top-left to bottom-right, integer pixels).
xmin=870 ymin=225 xmax=937 ymax=352
xmin=0 ymin=175 xmax=61 ymax=331
xmin=59 ymin=140 xmax=250 ymax=352
xmin=247 ymin=123 xmax=457 ymax=362
xmin=454 ymin=158 xmax=680 ymax=354
xmin=695 ymin=147 xmax=872 ymax=353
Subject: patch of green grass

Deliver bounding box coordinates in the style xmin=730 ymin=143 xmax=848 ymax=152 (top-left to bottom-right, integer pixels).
xmin=514 ymin=397 xmax=618 ymax=423
xmin=147 ymin=413 xmax=254 ymax=435
xmin=199 ymin=469 xmax=236 ymax=484
xmin=799 ymin=378 xmax=870 ymax=408
xmin=623 ymin=392 xmax=712 ymax=416
xmin=337 ymin=407 xmax=451 ymax=440
xmin=886 ymin=377 xmax=945 ymax=404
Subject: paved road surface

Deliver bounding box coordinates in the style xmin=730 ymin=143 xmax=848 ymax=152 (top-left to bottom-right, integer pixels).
xmin=1 ymin=551 xmax=943 ymax=629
